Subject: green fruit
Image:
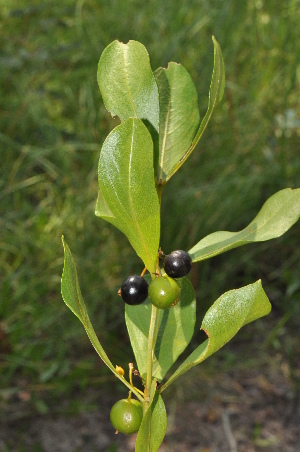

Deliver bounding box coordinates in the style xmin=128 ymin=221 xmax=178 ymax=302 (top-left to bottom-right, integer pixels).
xmin=148 ymin=276 xmax=181 ymax=309
xmin=110 ymin=399 xmax=143 ymax=434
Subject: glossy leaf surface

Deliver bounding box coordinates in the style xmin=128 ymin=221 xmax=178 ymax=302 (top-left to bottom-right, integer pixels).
xmin=189 ymin=188 xmax=300 ymax=263
xmin=98 ymin=118 xmax=160 ymax=273
xmin=136 ymin=382 xmax=167 ymax=452
xmin=165 ymin=36 xmax=225 ymax=182
xmin=95 ymin=188 xmax=119 ymax=229
xmin=160 ymin=280 xmax=271 ymax=392
xmin=97 ymin=40 xmax=159 ymax=134
xmin=125 ymin=277 xmax=196 ymax=381
xmin=154 ymin=62 xmax=200 ymax=183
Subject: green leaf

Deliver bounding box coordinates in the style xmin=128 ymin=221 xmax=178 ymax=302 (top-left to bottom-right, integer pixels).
xmin=136 ymin=385 xmax=167 ymax=452
xmin=95 ymin=188 xmax=118 ymax=227
xmin=125 ymin=277 xmax=196 ymax=381
xmin=95 ymin=187 xmax=134 ymax=239
xmin=191 ymin=36 xmax=225 ymax=148
xmin=189 ymin=188 xmax=300 ymax=263
xmin=97 ymin=40 xmax=159 ymax=134
xmin=61 ymin=237 xmax=109 ymax=361
xmin=164 ymin=36 xmax=225 ymax=182
xmin=160 ymin=280 xmax=271 ymax=392
xmin=154 ymin=62 xmax=200 ymax=183
xmin=98 ymin=118 xmax=160 ymax=273
xmin=61 ymin=237 xmax=143 ymax=400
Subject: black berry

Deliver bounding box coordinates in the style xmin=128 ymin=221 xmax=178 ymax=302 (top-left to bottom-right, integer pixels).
xmin=120 ymin=275 xmax=148 ymax=305
xmin=164 ymin=250 xmax=192 ymax=278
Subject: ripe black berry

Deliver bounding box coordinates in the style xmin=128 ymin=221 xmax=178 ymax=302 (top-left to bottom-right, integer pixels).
xmin=164 ymin=250 xmax=192 ymax=278
xmin=120 ymin=275 xmax=148 ymax=305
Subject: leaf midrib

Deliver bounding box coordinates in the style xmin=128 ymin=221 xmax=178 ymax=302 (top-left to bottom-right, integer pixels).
xmin=128 ymin=120 xmax=153 ymax=270
xmin=158 ymin=78 xmax=172 ymax=181
xmin=122 ymin=44 xmax=138 ymax=118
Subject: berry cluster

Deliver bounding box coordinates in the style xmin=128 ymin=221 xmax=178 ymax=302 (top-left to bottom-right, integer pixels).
xmin=119 ymin=250 xmax=192 ymax=310
xmin=112 ymin=251 xmax=193 ymax=433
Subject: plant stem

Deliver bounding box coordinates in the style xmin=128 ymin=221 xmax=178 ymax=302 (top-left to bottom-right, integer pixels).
xmin=114 ymin=374 xmax=144 ymax=403
xmin=144 ymin=245 xmax=162 ymax=407
xmin=145 ymin=303 xmax=158 ymax=405
xmin=156 ymin=183 xmax=164 ymax=205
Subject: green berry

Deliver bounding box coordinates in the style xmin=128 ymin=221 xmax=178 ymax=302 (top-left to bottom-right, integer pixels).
xmin=148 ymin=276 xmax=181 ymax=309
xmin=110 ymin=399 xmax=143 ymax=434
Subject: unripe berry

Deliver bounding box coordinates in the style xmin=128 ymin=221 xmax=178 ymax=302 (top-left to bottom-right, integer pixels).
xmin=148 ymin=275 xmax=181 ymax=309
xmin=110 ymin=399 xmax=143 ymax=434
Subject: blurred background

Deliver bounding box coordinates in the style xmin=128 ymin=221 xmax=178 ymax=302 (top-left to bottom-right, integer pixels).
xmin=1 ymin=0 xmax=299 ymax=450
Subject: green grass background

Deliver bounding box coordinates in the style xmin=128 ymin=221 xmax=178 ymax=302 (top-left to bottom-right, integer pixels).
xmin=1 ymin=0 xmax=300 ymax=413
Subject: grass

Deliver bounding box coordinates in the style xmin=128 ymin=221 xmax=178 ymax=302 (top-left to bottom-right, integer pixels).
xmin=1 ymin=0 xmax=300 ymax=404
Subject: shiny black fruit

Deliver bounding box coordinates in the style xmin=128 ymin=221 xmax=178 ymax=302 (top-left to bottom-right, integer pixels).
xmin=120 ymin=275 xmax=148 ymax=305
xmin=164 ymin=250 xmax=192 ymax=278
